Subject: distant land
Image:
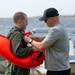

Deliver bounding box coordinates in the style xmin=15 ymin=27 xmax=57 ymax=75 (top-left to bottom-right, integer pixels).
xmin=33 ymin=15 xmax=75 ymax=18
xmin=0 ymin=15 xmax=75 ymax=19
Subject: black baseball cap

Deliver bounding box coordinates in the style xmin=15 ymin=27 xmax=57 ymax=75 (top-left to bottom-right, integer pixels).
xmin=39 ymin=8 xmax=59 ymax=21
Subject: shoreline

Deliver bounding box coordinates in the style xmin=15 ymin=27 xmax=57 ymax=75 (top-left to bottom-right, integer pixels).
xmin=0 ymin=15 xmax=75 ymax=19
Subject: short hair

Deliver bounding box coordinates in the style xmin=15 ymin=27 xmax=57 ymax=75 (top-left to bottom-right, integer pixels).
xmin=13 ymin=12 xmax=26 ymax=23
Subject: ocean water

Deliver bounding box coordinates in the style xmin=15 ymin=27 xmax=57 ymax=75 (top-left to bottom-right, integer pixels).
xmin=0 ymin=17 xmax=75 ymax=36
xmin=0 ymin=17 xmax=75 ymax=44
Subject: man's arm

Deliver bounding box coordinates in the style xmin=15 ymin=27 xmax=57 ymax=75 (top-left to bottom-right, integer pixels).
xmin=24 ymin=35 xmax=51 ymax=51
xmin=30 ymin=36 xmax=45 ymax=42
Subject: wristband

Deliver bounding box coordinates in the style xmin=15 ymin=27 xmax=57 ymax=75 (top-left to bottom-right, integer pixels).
xmin=29 ymin=39 xmax=33 ymax=44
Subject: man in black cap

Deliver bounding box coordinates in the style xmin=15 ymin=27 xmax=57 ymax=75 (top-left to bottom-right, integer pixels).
xmin=24 ymin=8 xmax=71 ymax=75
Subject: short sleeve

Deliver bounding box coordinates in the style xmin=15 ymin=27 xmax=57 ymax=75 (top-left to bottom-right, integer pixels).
xmin=44 ymin=28 xmax=60 ymax=45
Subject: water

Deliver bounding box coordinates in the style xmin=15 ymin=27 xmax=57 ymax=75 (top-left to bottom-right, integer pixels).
xmin=0 ymin=17 xmax=75 ymax=36
xmin=0 ymin=17 xmax=75 ymax=45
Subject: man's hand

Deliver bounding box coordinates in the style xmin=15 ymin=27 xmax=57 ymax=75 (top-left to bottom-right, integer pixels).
xmin=24 ymin=35 xmax=31 ymax=43
xmin=31 ymin=46 xmax=39 ymax=51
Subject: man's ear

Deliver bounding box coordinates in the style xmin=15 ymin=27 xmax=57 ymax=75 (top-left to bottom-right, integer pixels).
xmin=50 ymin=17 xmax=53 ymax=22
xmin=50 ymin=17 xmax=53 ymax=20
xmin=17 ymin=19 xmax=22 ymax=24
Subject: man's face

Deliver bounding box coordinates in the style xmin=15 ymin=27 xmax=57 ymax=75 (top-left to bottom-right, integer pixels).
xmin=45 ymin=17 xmax=54 ymax=27
xmin=21 ymin=15 xmax=28 ymax=29
xmin=44 ymin=17 xmax=51 ymax=27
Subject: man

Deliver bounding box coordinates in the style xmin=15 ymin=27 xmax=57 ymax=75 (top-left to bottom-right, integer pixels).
xmin=6 ymin=12 xmax=34 ymax=75
xmin=24 ymin=8 xmax=71 ymax=75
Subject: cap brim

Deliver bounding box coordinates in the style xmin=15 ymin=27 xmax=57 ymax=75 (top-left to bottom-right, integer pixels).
xmin=39 ymin=17 xmax=45 ymax=21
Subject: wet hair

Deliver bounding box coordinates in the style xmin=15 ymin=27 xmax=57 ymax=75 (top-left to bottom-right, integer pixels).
xmin=13 ymin=12 xmax=26 ymax=23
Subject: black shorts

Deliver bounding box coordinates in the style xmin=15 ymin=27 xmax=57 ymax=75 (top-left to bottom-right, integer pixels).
xmin=46 ymin=68 xmax=71 ymax=75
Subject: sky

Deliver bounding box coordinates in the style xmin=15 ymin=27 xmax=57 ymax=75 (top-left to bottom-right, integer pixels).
xmin=0 ymin=0 xmax=75 ymax=18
